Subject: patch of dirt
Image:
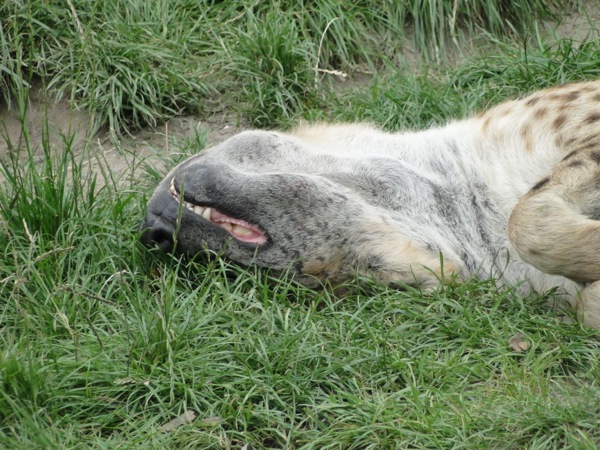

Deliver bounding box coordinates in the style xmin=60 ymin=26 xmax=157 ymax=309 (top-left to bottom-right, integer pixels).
xmin=551 ymin=4 xmax=600 ymax=42
xmin=0 ymin=83 xmax=246 ymax=185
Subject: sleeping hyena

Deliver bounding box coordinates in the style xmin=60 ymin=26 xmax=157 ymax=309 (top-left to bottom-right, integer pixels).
xmin=142 ymin=81 xmax=600 ymax=328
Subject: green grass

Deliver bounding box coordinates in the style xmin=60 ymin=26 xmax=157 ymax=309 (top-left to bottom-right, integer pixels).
xmin=2 ymin=1 xmax=600 ymax=448
xmin=1 ymin=0 xmax=574 ymax=131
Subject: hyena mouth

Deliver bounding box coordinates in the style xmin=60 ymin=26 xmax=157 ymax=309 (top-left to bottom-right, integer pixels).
xmin=169 ymin=178 xmax=268 ymax=244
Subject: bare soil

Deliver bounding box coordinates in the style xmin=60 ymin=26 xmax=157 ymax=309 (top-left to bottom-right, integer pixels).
xmin=0 ymin=84 xmax=245 ymax=185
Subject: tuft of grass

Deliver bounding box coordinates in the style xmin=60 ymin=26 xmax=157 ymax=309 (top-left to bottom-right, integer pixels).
xmin=1 ymin=0 xmax=214 ymax=132
xmin=327 ymin=35 xmax=600 ymax=130
xmin=407 ymin=0 xmax=567 ymax=60
xmin=0 ymin=0 xmax=575 ymax=133
xmin=215 ymin=11 xmax=319 ymax=127
xmin=450 ymin=34 xmax=600 ymax=107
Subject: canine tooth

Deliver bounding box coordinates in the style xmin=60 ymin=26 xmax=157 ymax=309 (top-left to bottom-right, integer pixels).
xmin=220 ymin=223 xmax=233 ymax=232
xmin=231 ymin=224 xmax=253 ymax=236
xmin=185 ymin=202 xmax=194 ymax=210
xmin=193 ymin=205 xmax=205 ymax=216
xmin=169 ymin=179 xmax=179 ymax=200
xmin=202 ymin=207 xmax=212 ymax=220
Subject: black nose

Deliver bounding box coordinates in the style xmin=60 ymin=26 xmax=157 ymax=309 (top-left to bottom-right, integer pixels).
xmin=140 ymin=214 xmax=175 ymax=253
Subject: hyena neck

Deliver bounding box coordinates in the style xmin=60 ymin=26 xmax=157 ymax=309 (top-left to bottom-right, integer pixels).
xmin=380 ymin=119 xmax=564 ymax=286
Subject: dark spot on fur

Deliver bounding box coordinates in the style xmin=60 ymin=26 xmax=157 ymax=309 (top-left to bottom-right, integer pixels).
xmin=567 ymin=160 xmax=585 ymax=168
xmin=579 ymin=134 xmax=600 ymax=145
xmin=561 ymin=150 xmax=579 ymax=161
xmin=447 ymin=141 xmax=460 ymax=154
xmin=593 ymin=93 xmax=600 ymax=102
xmin=534 ymin=107 xmax=548 ymax=119
xmin=566 ymin=90 xmax=581 ymax=101
xmin=579 ymin=141 xmax=600 ymax=151
xmin=526 ymin=97 xmax=540 ymax=106
xmin=316 ymin=221 xmax=330 ymax=231
xmin=364 ymin=254 xmax=384 ymax=271
xmin=550 ymin=91 xmax=581 ymax=102
xmin=521 ymin=124 xmax=534 ymax=152
xmin=591 ymin=151 xmax=600 ymax=165
xmin=554 ymin=135 xmax=568 ymax=148
xmin=530 ymin=177 xmax=550 ymax=192
xmin=585 ymin=113 xmax=600 ymax=124
xmin=553 ymin=115 xmax=567 ymax=129
xmin=584 ymin=205 xmax=600 ymax=221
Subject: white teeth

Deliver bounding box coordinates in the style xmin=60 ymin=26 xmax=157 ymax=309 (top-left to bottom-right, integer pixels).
xmin=181 ymin=202 xmax=211 ymax=221
xmin=170 ymin=180 xmax=212 ymax=222
xmin=169 ymin=178 xmax=178 ymax=199
xmin=170 ymin=189 xmax=263 ymax=240
xmin=231 ymin=224 xmax=253 ymax=236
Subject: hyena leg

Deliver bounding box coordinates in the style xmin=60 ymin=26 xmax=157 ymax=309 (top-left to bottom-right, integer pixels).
xmin=509 ymin=147 xmax=600 ymax=282
xmin=508 ymin=147 xmax=600 ymax=327
xmin=578 ymin=281 xmax=600 ymax=328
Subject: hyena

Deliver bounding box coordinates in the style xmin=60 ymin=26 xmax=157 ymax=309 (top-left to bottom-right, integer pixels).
xmin=142 ymin=81 xmax=600 ymax=328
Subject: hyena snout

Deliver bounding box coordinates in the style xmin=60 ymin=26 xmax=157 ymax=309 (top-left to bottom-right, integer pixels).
xmin=140 ymin=212 xmax=176 ymax=253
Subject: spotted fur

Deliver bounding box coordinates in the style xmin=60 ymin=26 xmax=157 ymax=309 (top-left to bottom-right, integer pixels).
xmin=142 ymin=81 xmax=600 ymax=328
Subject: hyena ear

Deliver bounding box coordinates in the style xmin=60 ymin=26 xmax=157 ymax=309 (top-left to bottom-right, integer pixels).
xmin=355 ymin=226 xmax=461 ymax=290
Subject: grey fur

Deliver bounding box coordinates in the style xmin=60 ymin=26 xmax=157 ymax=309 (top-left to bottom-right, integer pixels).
xmin=143 ymin=127 xmax=511 ymax=287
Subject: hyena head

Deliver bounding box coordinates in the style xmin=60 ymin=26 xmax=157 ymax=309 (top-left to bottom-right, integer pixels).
xmin=141 ymin=129 xmax=448 ymax=287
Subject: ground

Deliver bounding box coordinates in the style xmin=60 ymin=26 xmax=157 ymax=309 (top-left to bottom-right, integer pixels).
xmin=0 ymin=82 xmax=245 ymax=185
